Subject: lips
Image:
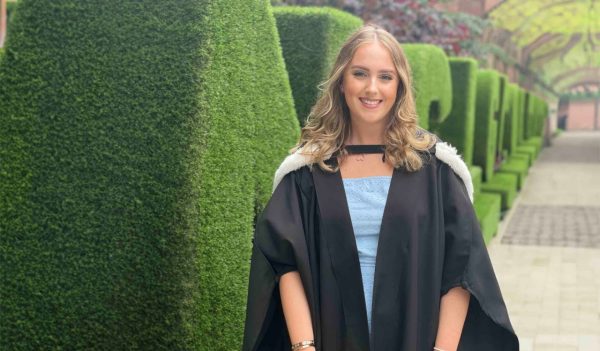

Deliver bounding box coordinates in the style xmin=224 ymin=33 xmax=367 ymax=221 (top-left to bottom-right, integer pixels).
xmin=359 ymin=97 xmax=382 ymax=109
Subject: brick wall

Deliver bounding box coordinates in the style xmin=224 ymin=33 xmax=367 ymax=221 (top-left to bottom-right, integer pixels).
xmin=567 ymin=100 xmax=599 ymax=130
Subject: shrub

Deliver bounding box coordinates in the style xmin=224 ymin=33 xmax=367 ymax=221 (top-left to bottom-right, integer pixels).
xmin=273 ymin=6 xmax=362 ymax=125
xmin=0 ymin=1 xmax=298 ymax=350
xmin=437 ymin=57 xmax=477 ymax=166
xmin=473 ymin=69 xmax=500 ymax=181
xmin=502 ymin=83 xmax=519 ymax=155
xmin=495 ymin=74 xmax=509 ymax=158
xmin=402 ymin=44 xmax=452 ymax=131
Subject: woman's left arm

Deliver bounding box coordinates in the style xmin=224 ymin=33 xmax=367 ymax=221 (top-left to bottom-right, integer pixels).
xmin=434 ymin=286 xmax=471 ymax=351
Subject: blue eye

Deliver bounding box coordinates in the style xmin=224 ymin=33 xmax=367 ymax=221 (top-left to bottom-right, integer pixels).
xmin=353 ymin=71 xmax=367 ymax=77
xmin=380 ymin=75 xmax=393 ymax=81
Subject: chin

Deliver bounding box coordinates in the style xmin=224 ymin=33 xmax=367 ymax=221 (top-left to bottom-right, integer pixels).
xmin=357 ymin=114 xmax=388 ymax=124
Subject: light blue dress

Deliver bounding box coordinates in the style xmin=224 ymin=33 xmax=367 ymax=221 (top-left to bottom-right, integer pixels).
xmin=341 ymin=175 xmax=392 ymax=335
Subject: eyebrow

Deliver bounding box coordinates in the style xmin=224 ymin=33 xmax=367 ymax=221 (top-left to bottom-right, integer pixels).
xmin=350 ymin=65 xmax=397 ymax=75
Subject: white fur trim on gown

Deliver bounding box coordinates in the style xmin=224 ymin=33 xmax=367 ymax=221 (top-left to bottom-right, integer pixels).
xmin=272 ymin=141 xmax=474 ymax=203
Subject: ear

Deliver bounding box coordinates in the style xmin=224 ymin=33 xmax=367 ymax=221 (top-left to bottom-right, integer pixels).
xmin=340 ymin=84 xmax=344 ymax=93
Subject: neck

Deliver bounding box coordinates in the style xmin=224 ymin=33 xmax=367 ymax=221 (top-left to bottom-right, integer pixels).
xmin=346 ymin=121 xmax=385 ymax=145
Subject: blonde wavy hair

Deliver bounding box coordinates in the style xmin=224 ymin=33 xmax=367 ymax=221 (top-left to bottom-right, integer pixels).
xmin=293 ymin=24 xmax=436 ymax=172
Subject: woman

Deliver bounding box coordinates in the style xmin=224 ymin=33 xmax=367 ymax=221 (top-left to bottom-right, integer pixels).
xmin=243 ymin=24 xmax=518 ymax=351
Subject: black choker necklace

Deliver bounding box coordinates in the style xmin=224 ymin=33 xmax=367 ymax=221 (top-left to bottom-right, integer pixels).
xmin=344 ymin=144 xmax=385 ymax=154
xmin=344 ymin=144 xmax=386 ymax=162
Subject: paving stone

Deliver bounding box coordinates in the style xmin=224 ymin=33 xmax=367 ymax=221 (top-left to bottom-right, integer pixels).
xmin=537 ymin=132 xmax=600 ymax=164
xmin=488 ymin=132 xmax=600 ymax=350
xmin=500 ymin=204 xmax=600 ymax=248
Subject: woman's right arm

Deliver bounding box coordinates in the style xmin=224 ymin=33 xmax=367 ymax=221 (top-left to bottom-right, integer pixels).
xmin=280 ymin=271 xmax=316 ymax=351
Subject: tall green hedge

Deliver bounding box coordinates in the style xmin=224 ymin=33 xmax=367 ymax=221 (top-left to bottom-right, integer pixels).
xmin=513 ymin=88 xmax=537 ymax=161
xmin=529 ymin=94 xmax=547 ymax=138
xmin=503 ymin=83 xmax=520 ymax=155
xmin=528 ymin=95 xmax=541 ymax=139
xmin=437 ymin=57 xmax=477 ymax=166
xmin=473 ymin=70 xmax=500 ymax=181
xmin=7 ymin=1 xmax=18 ymax=21
xmin=479 ymin=73 xmax=518 ymax=213
xmin=523 ymin=92 xmax=533 ymax=140
xmin=4 ymin=1 xmax=18 ymax=41
xmin=273 ymin=6 xmax=362 ymax=125
xmin=518 ymin=93 xmax=546 ymax=157
xmin=527 ymin=95 xmax=536 ymax=139
xmin=514 ymin=91 xmax=534 ymax=144
xmin=538 ymin=98 xmax=549 ymax=137
xmin=516 ymin=87 xmax=525 ymax=145
xmin=502 ymin=86 xmax=533 ymax=184
xmin=402 ymin=44 xmax=452 ymax=131
xmin=532 ymin=95 xmax=541 ymax=138
xmin=495 ymin=75 xmax=509 ymax=159
xmin=0 ymin=1 xmax=298 ymax=350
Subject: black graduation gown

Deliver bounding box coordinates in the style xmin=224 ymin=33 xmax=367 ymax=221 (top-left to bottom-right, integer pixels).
xmin=242 ymin=147 xmax=519 ymax=351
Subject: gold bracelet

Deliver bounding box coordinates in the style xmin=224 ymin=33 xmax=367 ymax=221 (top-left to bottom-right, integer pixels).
xmin=291 ymin=340 xmax=315 ymax=350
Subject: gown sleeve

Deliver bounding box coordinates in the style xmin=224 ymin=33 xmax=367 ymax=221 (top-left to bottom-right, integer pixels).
xmin=439 ymin=162 xmax=520 ymax=350
xmin=242 ymin=171 xmax=306 ymax=351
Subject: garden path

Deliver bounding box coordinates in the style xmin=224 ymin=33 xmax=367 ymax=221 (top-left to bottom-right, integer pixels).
xmin=488 ymin=131 xmax=600 ymax=351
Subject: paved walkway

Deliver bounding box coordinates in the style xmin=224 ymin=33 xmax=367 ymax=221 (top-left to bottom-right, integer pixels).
xmin=488 ymin=131 xmax=600 ymax=351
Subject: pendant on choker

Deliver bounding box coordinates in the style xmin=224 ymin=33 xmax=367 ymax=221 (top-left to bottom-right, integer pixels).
xmin=345 ymin=144 xmax=385 ymax=162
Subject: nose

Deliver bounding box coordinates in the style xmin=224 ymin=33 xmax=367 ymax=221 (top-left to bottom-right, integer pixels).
xmin=365 ymin=76 xmax=379 ymax=95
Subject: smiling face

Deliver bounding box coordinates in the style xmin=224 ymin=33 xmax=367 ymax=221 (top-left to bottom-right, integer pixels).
xmin=341 ymin=41 xmax=400 ymax=130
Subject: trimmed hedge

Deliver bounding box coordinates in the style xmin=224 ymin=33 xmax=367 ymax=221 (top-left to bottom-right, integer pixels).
xmin=539 ymin=98 xmax=549 ymax=136
xmin=403 ymin=44 xmax=452 ymax=131
xmin=530 ymin=95 xmax=548 ymax=152
xmin=273 ymin=6 xmax=362 ymax=125
xmin=524 ymin=92 xmax=534 ymax=141
xmin=473 ymin=69 xmax=500 ymax=182
xmin=498 ymin=84 xmax=530 ymax=190
xmin=518 ymin=90 xmax=528 ymax=144
xmin=516 ymin=144 xmax=536 ymax=163
xmin=481 ymin=173 xmax=518 ymax=211
xmin=502 ymin=83 xmax=519 ymax=155
xmin=4 ymin=1 xmax=18 ymax=43
xmin=495 ymin=74 xmax=509 ymax=161
xmin=508 ymin=87 xmax=532 ymax=162
xmin=434 ymin=58 xmax=500 ymax=241
xmin=437 ymin=57 xmax=477 ymax=166
xmin=499 ymin=157 xmax=528 ymax=189
xmin=522 ymin=94 xmax=546 ymax=156
xmin=474 ymin=192 xmax=501 ymax=244
xmin=0 ymin=1 xmax=298 ymax=350
xmin=473 ymin=70 xmax=519 ymax=221
xmin=515 ymin=90 xmax=537 ymax=162
xmin=472 ymin=164 xmax=501 ymax=242
xmin=7 ymin=1 xmax=18 ymax=23
xmin=533 ymin=95 xmax=546 ymax=137
xmin=470 ymin=165 xmax=482 ymax=196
